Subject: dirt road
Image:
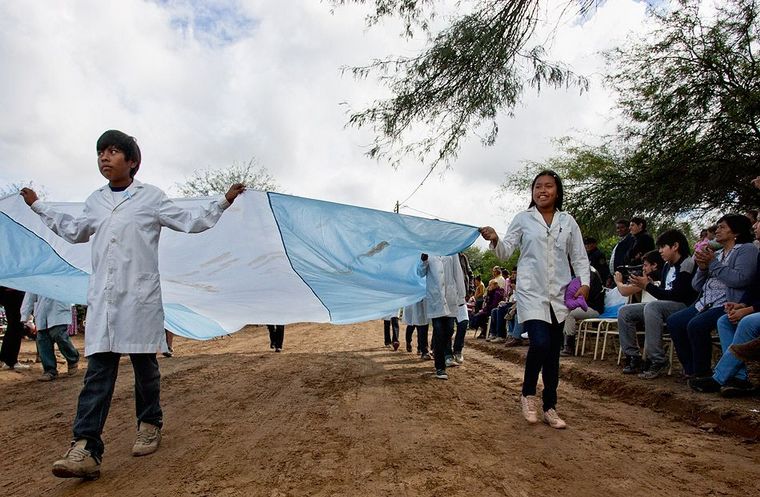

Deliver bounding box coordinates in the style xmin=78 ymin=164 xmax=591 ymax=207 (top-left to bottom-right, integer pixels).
xmin=1 ymin=323 xmax=758 ymax=496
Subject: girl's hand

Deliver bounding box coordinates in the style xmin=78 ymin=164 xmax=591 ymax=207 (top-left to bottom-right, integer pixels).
xmin=479 ymin=226 xmax=498 ymax=243
xmin=574 ymin=284 xmax=590 ymax=300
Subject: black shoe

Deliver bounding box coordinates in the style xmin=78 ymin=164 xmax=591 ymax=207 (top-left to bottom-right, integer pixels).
xmin=406 ymin=342 xmax=412 ymax=353
xmin=638 ymin=361 xmax=669 ymax=380
xmin=720 ymin=378 xmax=755 ymax=398
xmin=475 ymin=333 xmax=486 ymax=340
xmin=560 ymin=345 xmax=574 ymax=357
xmin=688 ymin=376 xmax=721 ymax=393
xmin=622 ymin=356 xmax=642 ymax=374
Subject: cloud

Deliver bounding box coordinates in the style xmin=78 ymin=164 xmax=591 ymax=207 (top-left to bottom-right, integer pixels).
xmin=0 ymin=0 xmax=651 ymax=237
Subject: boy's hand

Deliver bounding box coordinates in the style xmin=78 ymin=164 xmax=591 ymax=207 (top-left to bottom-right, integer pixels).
xmin=225 ymin=183 xmax=246 ymax=203
xmin=479 ymin=226 xmax=498 ymax=243
xmin=19 ymin=188 xmax=38 ymax=206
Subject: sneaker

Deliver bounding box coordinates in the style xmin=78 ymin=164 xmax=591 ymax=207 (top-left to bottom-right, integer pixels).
xmin=132 ymin=422 xmax=162 ymax=457
xmin=475 ymin=333 xmax=486 ymax=340
xmin=39 ymin=372 xmax=56 ymax=382
xmin=622 ymin=356 xmax=642 ymax=374
xmin=520 ymin=395 xmax=539 ymax=424
xmin=162 ymin=347 xmax=174 ymax=358
xmin=638 ymin=361 xmax=669 ymax=380
xmin=560 ymin=345 xmax=575 ymax=357
xmin=520 ymin=332 xmax=529 ymax=340
xmin=52 ymin=440 xmax=100 ymax=480
xmin=454 ymin=353 xmax=463 ymax=364
xmin=445 ymin=356 xmax=459 ymax=368
xmin=275 ymin=347 xmax=282 ymax=353
xmin=543 ymin=408 xmax=567 ymax=429
xmin=406 ymin=342 xmax=412 ymax=353
xmin=67 ymin=362 xmax=79 ymax=376
xmin=720 ymin=378 xmax=755 ymax=398
xmin=2 ymin=362 xmax=30 ymax=371
xmin=688 ymin=376 xmax=721 ymax=393
xmin=384 ymin=343 xmax=392 ymax=349
xmin=491 ymin=337 xmax=505 ymax=344
xmin=434 ymin=369 xmax=448 ymax=380
xmin=504 ymin=336 xmax=523 ymax=347
xmin=420 ymin=352 xmax=433 ymax=361
xmin=485 ymin=335 xmax=495 ymax=342
xmin=392 ymin=341 xmax=400 ymax=351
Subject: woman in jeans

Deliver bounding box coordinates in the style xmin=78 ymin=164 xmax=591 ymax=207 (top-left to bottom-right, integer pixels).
xmin=480 ymin=170 xmax=589 ymax=429
xmin=667 ymin=214 xmax=758 ymax=384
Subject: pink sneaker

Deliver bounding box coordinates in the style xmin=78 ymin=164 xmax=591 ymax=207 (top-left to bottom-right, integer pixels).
xmin=520 ymin=395 xmax=539 ymax=424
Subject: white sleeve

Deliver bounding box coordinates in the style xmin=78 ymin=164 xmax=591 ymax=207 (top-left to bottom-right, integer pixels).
xmin=31 ymin=201 xmax=94 ymax=244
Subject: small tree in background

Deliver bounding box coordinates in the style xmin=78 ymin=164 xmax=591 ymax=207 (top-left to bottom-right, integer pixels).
xmin=0 ymin=181 xmax=46 ymax=200
xmin=176 ymin=158 xmax=279 ymax=197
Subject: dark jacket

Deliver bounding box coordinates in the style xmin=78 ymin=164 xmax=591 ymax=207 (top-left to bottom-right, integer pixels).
xmin=626 ymin=232 xmax=655 ymax=265
xmin=588 ymin=267 xmax=605 ymax=314
xmin=645 ymin=256 xmax=698 ymax=305
xmin=612 ymin=234 xmax=635 ymax=273
xmin=587 ymin=248 xmax=610 ymax=283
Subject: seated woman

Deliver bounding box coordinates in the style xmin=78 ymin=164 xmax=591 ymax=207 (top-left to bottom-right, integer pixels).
xmin=472 ymin=280 xmax=505 ymax=338
xmin=667 ymin=214 xmax=758 ymax=382
xmin=690 ymin=220 xmax=760 ymax=395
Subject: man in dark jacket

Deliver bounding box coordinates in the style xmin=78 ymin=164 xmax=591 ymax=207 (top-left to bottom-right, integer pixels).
xmin=617 ymin=230 xmax=698 ymax=378
xmin=584 ymin=237 xmax=610 ymax=284
xmin=609 ymin=219 xmax=635 ymax=286
xmin=626 ymin=217 xmax=656 ymax=266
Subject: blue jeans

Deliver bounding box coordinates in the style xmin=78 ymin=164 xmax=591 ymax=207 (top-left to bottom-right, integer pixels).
xmin=713 ymin=313 xmax=760 ymax=384
xmin=431 ymin=317 xmax=455 ymax=371
xmin=453 ymin=318 xmax=468 ymax=354
xmin=522 ymin=311 xmax=564 ymax=411
xmin=666 ymin=304 xmax=726 ymax=377
xmin=489 ymin=304 xmax=511 ymax=338
xmin=383 ymin=318 xmax=399 ymax=345
xmin=73 ymin=352 xmax=163 ymax=460
xmin=508 ymin=315 xmax=522 ymax=338
xmin=405 ymin=325 xmax=429 ymax=354
xmin=36 ymin=324 xmax=79 ymax=376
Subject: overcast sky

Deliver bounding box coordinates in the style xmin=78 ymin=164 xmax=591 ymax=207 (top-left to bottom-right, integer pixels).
xmin=0 ymin=0 xmax=656 ymax=241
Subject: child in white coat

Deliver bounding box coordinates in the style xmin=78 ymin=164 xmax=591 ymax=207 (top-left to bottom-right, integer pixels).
xmin=20 ymin=130 xmax=245 ymax=480
xmin=480 ymin=170 xmax=589 ymax=429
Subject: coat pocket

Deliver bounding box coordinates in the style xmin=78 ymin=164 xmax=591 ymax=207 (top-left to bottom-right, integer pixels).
xmin=137 ymin=273 xmax=162 ymax=305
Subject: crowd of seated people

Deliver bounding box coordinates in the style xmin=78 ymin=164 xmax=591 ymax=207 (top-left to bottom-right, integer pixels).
xmin=469 ymin=176 xmax=760 ymax=398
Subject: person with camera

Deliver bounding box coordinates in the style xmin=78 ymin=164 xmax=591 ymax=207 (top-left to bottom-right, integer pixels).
xmin=617 ymin=232 xmax=698 ymax=378
xmin=667 ymin=215 xmax=758 ymax=385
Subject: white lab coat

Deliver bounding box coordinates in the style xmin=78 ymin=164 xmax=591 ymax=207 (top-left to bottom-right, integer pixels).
xmin=492 ymin=207 xmax=589 ymax=324
xmin=20 ymin=293 xmax=72 ymax=330
xmin=31 ymin=180 xmax=230 ymax=356
xmin=417 ymin=255 xmax=466 ymax=319
xmin=403 ymin=299 xmax=428 ymax=326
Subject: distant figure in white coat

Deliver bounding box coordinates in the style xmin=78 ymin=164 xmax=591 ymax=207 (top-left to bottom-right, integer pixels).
xmin=20 ymin=130 xmax=245 ymax=480
xmin=20 ymin=293 xmax=80 ymax=381
xmin=418 ymin=253 xmax=466 ymax=380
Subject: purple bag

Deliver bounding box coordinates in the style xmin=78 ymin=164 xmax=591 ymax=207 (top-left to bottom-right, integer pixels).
xmin=564 ymin=278 xmax=588 ymax=311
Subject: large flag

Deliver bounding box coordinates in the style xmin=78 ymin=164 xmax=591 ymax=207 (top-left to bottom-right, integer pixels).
xmin=0 ymin=191 xmax=478 ymax=339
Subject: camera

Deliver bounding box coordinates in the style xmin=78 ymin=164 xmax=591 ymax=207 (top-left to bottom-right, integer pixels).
xmin=616 ymin=265 xmax=644 ymax=278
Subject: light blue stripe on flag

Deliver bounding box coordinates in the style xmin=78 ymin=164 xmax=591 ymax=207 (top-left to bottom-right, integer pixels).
xmin=268 ymin=193 xmax=479 ymax=323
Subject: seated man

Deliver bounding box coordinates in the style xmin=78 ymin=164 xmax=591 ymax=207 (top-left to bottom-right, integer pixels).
xmin=617 ymin=233 xmax=697 ymax=378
